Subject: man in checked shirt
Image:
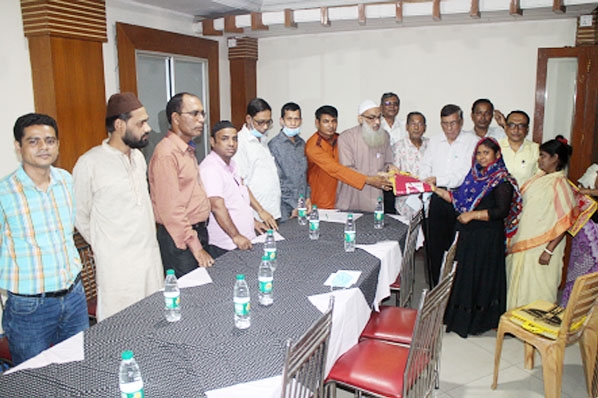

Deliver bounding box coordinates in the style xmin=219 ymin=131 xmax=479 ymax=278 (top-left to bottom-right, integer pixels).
xmin=0 ymin=113 xmax=89 ymax=365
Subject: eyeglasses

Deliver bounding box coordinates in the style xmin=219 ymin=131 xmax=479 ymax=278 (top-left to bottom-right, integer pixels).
xmin=180 ymin=110 xmax=206 ymax=118
xmin=362 ymin=114 xmax=382 ymax=122
xmin=383 ymin=101 xmax=399 ymax=107
xmin=25 ymin=137 xmax=58 ymax=147
xmin=507 ymin=122 xmax=528 ymax=130
xmin=440 ymin=120 xmax=460 ymax=128
xmin=252 ymin=118 xmax=273 ymax=128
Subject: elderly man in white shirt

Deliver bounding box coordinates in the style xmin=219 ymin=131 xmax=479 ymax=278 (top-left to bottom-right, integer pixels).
xmin=420 ymin=104 xmax=478 ymax=287
xmin=380 ymin=92 xmax=407 ymax=147
xmin=464 ymin=98 xmax=506 ymax=141
xmin=232 ymin=98 xmax=282 ymax=222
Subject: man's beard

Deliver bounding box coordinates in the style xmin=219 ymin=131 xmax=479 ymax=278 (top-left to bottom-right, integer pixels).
xmin=123 ymin=129 xmax=149 ymax=149
xmin=361 ymin=122 xmax=386 ymax=148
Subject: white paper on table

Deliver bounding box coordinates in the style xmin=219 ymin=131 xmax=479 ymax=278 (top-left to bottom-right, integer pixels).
xmin=251 ymin=230 xmax=285 ymax=243
xmin=177 ymin=267 xmax=213 ymax=289
xmin=206 ymin=375 xmax=282 ymax=398
xmin=5 ymin=331 xmax=85 ymax=374
xmin=318 ymin=210 xmax=363 ymax=224
xmin=324 ymin=270 xmax=362 ymax=289
xmin=356 ymin=240 xmax=402 ymax=311
xmin=308 ymin=288 xmax=371 ymax=375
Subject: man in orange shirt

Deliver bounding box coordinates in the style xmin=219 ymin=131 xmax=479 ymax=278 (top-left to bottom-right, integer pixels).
xmin=305 ymin=105 xmax=391 ymax=209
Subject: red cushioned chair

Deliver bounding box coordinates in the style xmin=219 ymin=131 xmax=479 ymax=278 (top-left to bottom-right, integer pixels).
xmin=325 ymin=264 xmax=456 ymax=398
xmin=361 ymin=235 xmax=458 ymax=346
xmin=390 ymin=210 xmax=423 ymax=308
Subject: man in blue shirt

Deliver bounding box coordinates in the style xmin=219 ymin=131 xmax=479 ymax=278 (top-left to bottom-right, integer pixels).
xmin=0 ymin=113 xmax=88 ymax=365
xmin=268 ymin=102 xmax=311 ymax=222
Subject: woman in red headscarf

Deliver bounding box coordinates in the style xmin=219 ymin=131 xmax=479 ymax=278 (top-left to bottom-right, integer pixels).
xmin=434 ymin=137 xmax=522 ymax=337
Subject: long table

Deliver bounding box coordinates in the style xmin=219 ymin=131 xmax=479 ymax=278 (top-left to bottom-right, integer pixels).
xmin=0 ymin=213 xmax=407 ymax=397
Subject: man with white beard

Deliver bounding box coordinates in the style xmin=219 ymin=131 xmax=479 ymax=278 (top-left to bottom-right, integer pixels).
xmin=336 ymin=100 xmax=394 ymax=212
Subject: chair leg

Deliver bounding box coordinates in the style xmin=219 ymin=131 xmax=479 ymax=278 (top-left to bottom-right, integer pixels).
xmin=524 ymin=342 xmax=535 ymax=370
xmin=579 ymin=318 xmax=598 ymax=396
xmin=491 ymin=322 xmax=506 ymax=390
xmin=540 ymin=344 xmax=564 ymax=398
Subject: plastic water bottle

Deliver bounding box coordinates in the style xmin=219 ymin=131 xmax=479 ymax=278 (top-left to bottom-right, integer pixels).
xmin=297 ymin=194 xmax=307 ymax=225
xmin=264 ymin=229 xmax=277 ymax=271
xmin=258 ymin=255 xmax=274 ymax=306
xmin=374 ymin=196 xmax=385 ymax=229
xmin=309 ymin=205 xmax=320 ymax=240
xmin=164 ymin=269 xmax=181 ymax=322
xmin=119 ymin=350 xmax=144 ymax=398
xmin=234 ymin=274 xmax=251 ymax=329
xmin=344 ymin=213 xmax=356 ymax=252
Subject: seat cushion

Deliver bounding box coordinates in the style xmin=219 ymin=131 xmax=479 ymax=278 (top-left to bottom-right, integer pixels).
xmin=390 ymin=274 xmax=401 ymax=290
xmin=360 ymin=306 xmax=417 ymax=345
xmin=0 ymin=336 xmax=12 ymax=363
xmin=326 ymin=339 xmax=410 ymax=398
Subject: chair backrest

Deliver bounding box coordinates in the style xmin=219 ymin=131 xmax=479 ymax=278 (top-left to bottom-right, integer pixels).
xmin=558 ymin=270 xmax=598 ymax=343
xmin=399 ymin=209 xmax=424 ymax=307
xmin=403 ymin=262 xmax=457 ymax=398
xmin=73 ymin=231 xmax=97 ymax=303
xmin=439 ymin=232 xmax=459 ymax=283
xmin=281 ymin=297 xmax=334 ymax=398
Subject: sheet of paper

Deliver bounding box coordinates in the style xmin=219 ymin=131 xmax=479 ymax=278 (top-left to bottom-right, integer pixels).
xmin=178 ymin=267 xmax=213 ymax=289
xmin=319 ymin=210 xmax=363 ymax=224
xmin=251 ymin=230 xmax=285 ymax=243
xmin=324 ymin=270 xmax=361 ymax=288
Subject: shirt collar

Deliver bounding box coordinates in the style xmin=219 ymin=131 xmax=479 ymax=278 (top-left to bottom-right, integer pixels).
xmin=167 ymin=130 xmax=196 ymax=154
xmin=16 ymin=165 xmax=61 ymax=189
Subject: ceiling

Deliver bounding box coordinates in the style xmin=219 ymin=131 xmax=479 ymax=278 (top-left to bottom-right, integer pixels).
xmin=123 ymin=0 xmax=597 ymax=37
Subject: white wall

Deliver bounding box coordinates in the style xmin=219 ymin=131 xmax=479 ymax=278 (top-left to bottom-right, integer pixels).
xmin=257 ymin=19 xmax=577 ymax=139
xmin=0 ymin=0 xmax=35 ymax=177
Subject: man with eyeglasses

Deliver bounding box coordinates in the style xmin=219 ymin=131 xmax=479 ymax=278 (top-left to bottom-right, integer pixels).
xmin=420 ymin=104 xmax=478 ymax=287
xmin=498 ymin=110 xmax=539 ymax=186
xmin=268 ymin=102 xmax=311 ymax=222
xmin=232 ymin=98 xmax=280 ymax=226
xmin=0 ymin=113 xmax=89 ymax=365
xmin=73 ymin=93 xmax=163 ymax=321
xmin=149 ymin=92 xmax=214 ymax=277
xmin=336 ymin=100 xmax=395 ymax=212
xmin=464 ymin=98 xmax=506 ymax=141
xmin=380 ymin=92 xmax=407 ymax=146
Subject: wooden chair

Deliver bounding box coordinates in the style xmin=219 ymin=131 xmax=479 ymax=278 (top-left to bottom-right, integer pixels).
xmin=390 ymin=210 xmax=423 ymax=308
xmin=492 ymin=270 xmax=598 ymax=398
xmin=281 ymin=297 xmax=334 ymax=398
xmin=325 ymin=265 xmax=456 ymax=398
xmin=73 ymin=231 xmax=98 ymax=324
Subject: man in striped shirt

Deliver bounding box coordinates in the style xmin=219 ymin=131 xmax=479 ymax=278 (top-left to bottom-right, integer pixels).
xmin=0 ymin=113 xmax=88 ymax=365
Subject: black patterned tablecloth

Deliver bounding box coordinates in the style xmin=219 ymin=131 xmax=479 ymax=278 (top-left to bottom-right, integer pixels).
xmin=0 ymin=214 xmax=406 ymax=397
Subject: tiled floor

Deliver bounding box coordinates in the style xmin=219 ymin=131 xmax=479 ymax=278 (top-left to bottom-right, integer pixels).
xmin=336 ymin=250 xmax=592 ymax=398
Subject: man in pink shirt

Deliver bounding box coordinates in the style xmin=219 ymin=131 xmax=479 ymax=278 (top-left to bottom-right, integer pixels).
xmin=200 ymin=121 xmax=277 ymax=258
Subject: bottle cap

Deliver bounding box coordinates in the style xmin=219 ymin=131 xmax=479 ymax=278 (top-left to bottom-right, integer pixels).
xmin=348 ymin=213 xmax=353 ymax=219
xmin=378 ymin=196 xmax=382 ymax=200
xmin=236 ymin=274 xmax=245 ymax=280
xmin=299 ymin=194 xmax=304 ymax=198
xmin=312 ymin=205 xmax=317 ymax=209
xmin=267 ymin=229 xmax=273 ymax=234
xmin=121 ymin=350 xmax=134 ymax=360
xmin=166 ymin=269 xmax=175 ymax=276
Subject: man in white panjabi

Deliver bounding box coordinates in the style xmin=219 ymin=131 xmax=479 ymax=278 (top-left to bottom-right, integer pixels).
xmin=73 ymin=93 xmax=163 ymax=321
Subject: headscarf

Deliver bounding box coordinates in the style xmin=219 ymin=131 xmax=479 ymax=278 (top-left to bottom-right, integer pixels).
xmin=453 ymin=137 xmax=523 ymax=238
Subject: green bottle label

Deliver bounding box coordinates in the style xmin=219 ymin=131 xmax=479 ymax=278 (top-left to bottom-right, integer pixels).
xmin=259 ymin=277 xmax=273 ymax=294
xmin=265 ymin=248 xmax=277 ymax=261
xmin=164 ymin=295 xmax=180 ymax=310
xmin=298 ymin=208 xmax=306 ymax=218
xmin=345 ymin=231 xmax=356 ymax=243
xmin=234 ymin=298 xmax=250 ymax=316
xmin=309 ymin=220 xmax=320 ymax=231
xmin=374 ymin=210 xmax=384 ymax=221
xmin=121 ymin=389 xmax=144 ymax=398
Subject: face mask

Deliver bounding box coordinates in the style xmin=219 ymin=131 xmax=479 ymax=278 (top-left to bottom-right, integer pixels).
xmin=283 ymin=126 xmax=301 ymax=137
xmin=249 ymin=126 xmax=263 ymax=139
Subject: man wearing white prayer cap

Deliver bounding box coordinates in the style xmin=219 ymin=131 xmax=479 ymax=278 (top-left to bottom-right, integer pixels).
xmin=336 ymin=100 xmax=394 ymax=212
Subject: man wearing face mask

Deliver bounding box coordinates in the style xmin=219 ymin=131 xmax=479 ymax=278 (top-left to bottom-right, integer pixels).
xmin=232 ymin=98 xmax=281 ymax=226
xmin=268 ymin=102 xmax=311 ymax=222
